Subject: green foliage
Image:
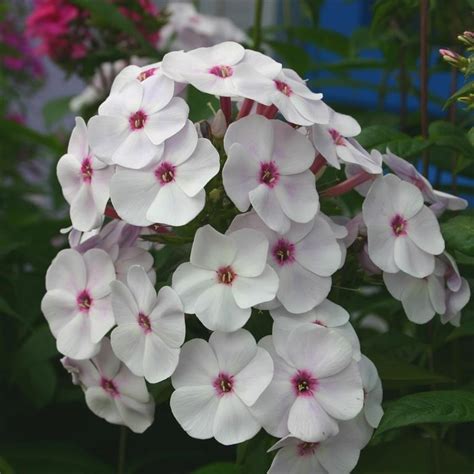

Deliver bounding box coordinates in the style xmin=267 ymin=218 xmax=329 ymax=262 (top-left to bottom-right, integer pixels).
xmin=442 ymin=216 xmax=474 ymax=257
xmin=193 ymin=463 xmax=242 ymax=474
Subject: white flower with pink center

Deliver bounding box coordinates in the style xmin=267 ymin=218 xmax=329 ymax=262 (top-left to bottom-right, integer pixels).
xmin=172 ymin=224 xmax=279 ymax=332
xmin=57 ymin=117 xmax=114 ymax=232
xmin=170 ymin=330 xmax=273 ymax=445
xmin=41 ymin=249 xmax=116 ymax=359
xmin=61 ymin=338 xmax=155 ymax=433
xmin=383 ymin=149 xmax=468 ymax=214
xmin=110 ymin=120 xmax=219 ymax=226
xmin=223 ymin=115 xmax=319 ymax=234
xmin=358 ymin=355 xmax=383 ymax=435
xmin=362 ymin=174 xmax=445 ymax=278
xmin=229 ymin=211 xmax=341 ymax=313
xmin=251 ymin=327 xmax=363 ymax=442
xmin=267 ymin=421 xmax=365 ymax=474
xmin=88 ymin=73 xmax=189 ymax=169
xmin=110 ymin=266 xmax=185 ymax=383
xmin=162 ymin=42 xmax=281 ymax=98
xmin=271 ymin=300 xmax=361 ymax=361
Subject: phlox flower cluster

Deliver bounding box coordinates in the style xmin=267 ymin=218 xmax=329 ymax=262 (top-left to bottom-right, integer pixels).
xmin=42 ymin=41 xmax=470 ymax=472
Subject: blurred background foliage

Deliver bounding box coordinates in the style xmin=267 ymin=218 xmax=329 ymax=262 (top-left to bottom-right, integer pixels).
xmin=0 ymin=0 xmax=473 ymax=473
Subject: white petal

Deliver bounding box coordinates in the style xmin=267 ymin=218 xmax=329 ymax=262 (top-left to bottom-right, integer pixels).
xmin=68 ymin=117 xmax=89 ymax=157
xmin=228 ymin=228 xmax=269 ymax=277
xmin=141 ymin=73 xmax=174 ymax=114
xmin=57 ymin=153 xmax=82 ymax=203
xmin=249 ymin=184 xmax=290 ymax=233
xmin=394 ymin=237 xmax=435 ymax=278
xmin=366 ymin=224 xmax=397 ymax=273
xmin=401 ymin=278 xmax=436 ymax=324
xmin=232 ymin=266 xmax=279 ymax=308
xmin=41 ymin=290 xmax=79 ymax=336
xmin=311 ymin=125 xmax=339 ymax=168
xmin=70 ymin=185 xmax=102 ymax=231
xmin=83 ymin=248 xmax=115 ymax=299
xmin=87 ymin=115 xmax=129 ymax=160
xmin=57 ymin=313 xmax=98 ymax=359
xmin=111 ymin=280 xmax=139 ymax=325
xmin=88 ymin=296 xmax=115 ymax=343
xmin=115 ymin=395 xmax=154 ymax=433
xmin=170 ymin=386 xmax=219 ymax=439
xmin=113 ymin=130 xmax=160 ymax=169
xmin=160 ymin=120 xmax=198 ymax=166
xmin=190 ymin=225 xmax=236 ymax=270
xmin=213 ymin=395 xmax=261 ymax=445
xmin=46 ymin=249 xmax=86 ymax=293
xmin=126 ymin=265 xmax=156 ymax=315
xmin=406 ymin=206 xmax=444 ymax=255
xmin=268 ymin=444 xmax=322 ymax=474
xmin=110 ymin=324 xmax=146 ymax=376
xmin=143 ymin=332 xmax=180 ymax=383
xmin=85 ymin=386 xmax=122 ymax=425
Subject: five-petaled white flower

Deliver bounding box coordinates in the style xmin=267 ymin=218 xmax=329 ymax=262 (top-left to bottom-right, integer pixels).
xmin=41 ymin=249 xmax=115 ymax=359
xmin=61 ymin=338 xmax=155 ymax=433
xmin=172 ymin=224 xmax=279 ymax=332
xmin=110 ymin=120 xmax=220 ymax=226
xmin=170 ymin=330 xmax=273 ymax=445
xmin=110 ymin=266 xmax=185 ymax=383
xmin=223 ymin=114 xmax=319 ymax=234
xmin=252 ymin=326 xmax=363 ymax=442
xmin=229 ymin=211 xmax=341 ymax=313
xmin=57 ymin=117 xmax=114 ymax=232
xmin=88 ymin=73 xmax=189 ymax=169
xmin=362 ymin=174 xmax=445 ymax=278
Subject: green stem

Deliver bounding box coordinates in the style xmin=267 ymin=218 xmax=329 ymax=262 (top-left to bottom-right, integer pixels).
xmin=118 ymin=426 xmax=127 ymax=474
xmin=253 ymin=0 xmax=264 ymax=51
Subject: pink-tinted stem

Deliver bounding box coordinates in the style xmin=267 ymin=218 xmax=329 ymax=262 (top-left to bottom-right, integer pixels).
xmin=237 ymin=98 xmax=255 ymax=119
xmin=310 ymin=154 xmax=327 ymax=175
xmin=220 ymin=96 xmax=232 ymax=125
xmin=256 ymin=103 xmax=267 ymax=115
xmin=263 ymin=104 xmax=278 ymax=119
xmin=321 ymin=171 xmax=374 ymax=197
xmin=104 ymin=205 xmax=121 ymax=220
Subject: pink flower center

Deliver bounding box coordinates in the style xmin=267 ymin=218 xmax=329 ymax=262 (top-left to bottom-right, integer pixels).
xmin=313 ymin=319 xmax=327 ymax=327
xmin=155 ymin=161 xmax=176 ymax=185
xmin=209 ymin=65 xmax=233 ymax=78
xmin=101 ymin=377 xmax=119 ymax=398
xmin=216 ymin=265 xmax=236 ymax=285
xmin=297 ymin=442 xmax=320 ymax=457
xmin=390 ymin=214 xmax=408 ymax=236
xmin=77 ymin=290 xmax=93 ymax=313
xmin=271 ymin=239 xmax=295 ymax=266
xmin=137 ymin=312 xmax=152 ymax=333
xmin=291 ymin=369 xmax=318 ymax=397
xmin=259 ymin=161 xmax=280 ymax=187
xmin=328 ymin=128 xmax=345 ymax=146
xmin=274 ymin=80 xmax=292 ymax=96
xmin=213 ymin=372 xmax=234 ymax=396
xmin=137 ymin=67 xmax=157 ymax=82
xmin=81 ymin=157 xmax=93 ymax=183
xmin=129 ymin=110 xmax=147 ymax=130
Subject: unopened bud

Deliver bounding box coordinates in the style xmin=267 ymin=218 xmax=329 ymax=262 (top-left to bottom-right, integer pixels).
xmin=439 ymin=48 xmax=468 ymax=69
xmin=211 ymin=109 xmax=227 ymax=139
xmin=458 ymin=31 xmax=474 ymax=46
xmin=208 ymin=188 xmax=222 ymax=203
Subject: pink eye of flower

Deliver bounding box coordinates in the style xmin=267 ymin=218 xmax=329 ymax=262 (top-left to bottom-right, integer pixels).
xmin=271 ymin=239 xmax=295 ymax=266
xmin=259 ymin=161 xmax=280 ymax=187
xmin=213 ymin=372 xmax=234 ymax=396
xmin=274 ymin=80 xmax=292 ymax=96
xmin=297 ymin=442 xmax=319 ymax=457
xmin=77 ymin=290 xmax=93 ymax=312
xmin=81 ymin=157 xmax=93 ymax=183
xmin=137 ymin=67 xmax=157 ymax=81
xmin=209 ymin=65 xmax=233 ymax=78
xmin=216 ymin=265 xmax=236 ymax=285
xmin=291 ymin=369 xmax=318 ymax=397
xmin=155 ymin=161 xmax=176 ymax=185
xmin=390 ymin=214 xmax=408 ymax=236
xmin=328 ymin=128 xmax=345 ymax=146
xmin=137 ymin=312 xmax=152 ymax=333
xmin=129 ymin=110 xmax=147 ymax=130
xmin=313 ymin=319 xmax=327 ymax=327
xmin=101 ymin=377 xmax=119 ymax=398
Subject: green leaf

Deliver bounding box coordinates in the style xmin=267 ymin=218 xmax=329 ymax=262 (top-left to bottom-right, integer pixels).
xmin=14 ymin=324 xmax=57 ymax=369
xmin=356 ymin=125 xmax=407 ymax=150
xmin=375 ymin=390 xmax=474 ymax=437
xmin=445 ymin=81 xmax=474 ymax=107
xmin=266 ymin=40 xmax=312 ymax=73
xmin=370 ymin=355 xmax=452 ymax=388
xmin=192 ymin=463 xmax=242 ymax=474
xmin=386 ymin=137 xmax=430 ymax=158
xmin=0 ymin=457 xmax=14 ymax=474
xmin=186 ymin=86 xmax=218 ymax=123
xmin=285 ymin=27 xmax=350 ymax=56
xmin=236 ymin=431 xmax=274 ymax=474
xmin=442 ymin=216 xmax=474 ymax=257
xmin=429 ymin=120 xmax=474 ymax=157
xmin=2 ymin=443 xmax=114 ymax=474
xmin=43 ymin=96 xmax=73 ymax=129
xmin=15 ymin=362 xmax=57 ymax=408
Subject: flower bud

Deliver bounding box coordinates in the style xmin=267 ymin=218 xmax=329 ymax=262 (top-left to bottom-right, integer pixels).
xmin=458 ymin=31 xmax=474 ymax=46
xmin=439 ymin=48 xmax=468 ymax=69
xmin=210 ymin=109 xmax=227 ymax=139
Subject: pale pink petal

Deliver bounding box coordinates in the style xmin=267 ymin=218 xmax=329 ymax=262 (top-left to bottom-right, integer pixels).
xmin=57 ymin=313 xmax=98 ymax=359
xmin=394 ymin=237 xmax=435 ymax=278
xmin=143 ymin=332 xmax=180 ymax=383
xmin=249 ymin=184 xmax=290 ymax=233
xmin=231 ymin=266 xmax=279 ymax=308
xmin=46 ymin=249 xmax=86 ymax=294
xmin=227 ymin=228 xmax=269 ymax=277
xmin=406 ymin=206 xmax=444 ymax=255
xmin=110 ymin=323 xmax=146 ymax=376
xmin=190 ymin=225 xmax=236 ymax=270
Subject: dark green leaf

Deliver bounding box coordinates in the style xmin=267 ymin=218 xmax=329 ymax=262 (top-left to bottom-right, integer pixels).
xmin=192 ymin=463 xmax=242 ymax=474
xmin=14 ymin=324 xmax=57 ymax=369
xmin=442 ymin=216 xmax=474 ymax=257
xmin=429 ymin=120 xmax=474 ymax=157
xmin=356 ymin=125 xmax=407 ymax=150
xmin=386 ymin=137 xmax=430 ymax=158
xmin=285 ymin=27 xmax=350 ymax=56
xmin=15 ymin=362 xmax=57 ymax=408
xmin=376 ymin=390 xmax=474 ymax=436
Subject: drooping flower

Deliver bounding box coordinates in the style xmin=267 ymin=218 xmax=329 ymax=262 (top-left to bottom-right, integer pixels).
xmin=362 ymin=174 xmax=445 ymax=278
xmin=61 ymin=337 xmax=155 ymax=433
xmin=110 ymin=120 xmax=220 ymax=226
xmin=88 ymin=73 xmax=189 ymax=169
xmin=170 ymin=330 xmax=273 ymax=445
xmin=223 ymin=114 xmax=319 ymax=233
xmin=172 ymin=224 xmax=279 ymax=332
xmin=252 ymin=327 xmax=363 ymax=442
xmin=41 ymin=249 xmax=115 ymax=359
xmin=383 ymin=149 xmax=468 ymax=214
xmin=271 ymin=300 xmax=361 ymax=361
xmin=267 ymin=421 xmax=364 ymax=474
xmin=57 ymin=117 xmax=114 ymax=232
xmin=228 ymin=211 xmax=341 ymax=313
xmin=110 ymin=266 xmax=185 ymax=383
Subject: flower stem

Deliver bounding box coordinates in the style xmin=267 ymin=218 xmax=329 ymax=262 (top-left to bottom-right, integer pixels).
xmin=237 ymin=98 xmax=255 ymax=119
xmin=220 ymin=96 xmax=232 ymax=125
xmin=104 ymin=205 xmax=120 ymax=220
xmin=310 ymin=154 xmax=327 ymax=175
xmin=253 ymin=0 xmax=264 ymax=51
xmin=117 ymin=426 xmax=127 ymax=474
xmin=256 ymin=103 xmax=266 ymax=115
xmin=321 ymin=172 xmax=374 ymax=198
xmin=263 ymin=104 xmax=278 ymax=119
